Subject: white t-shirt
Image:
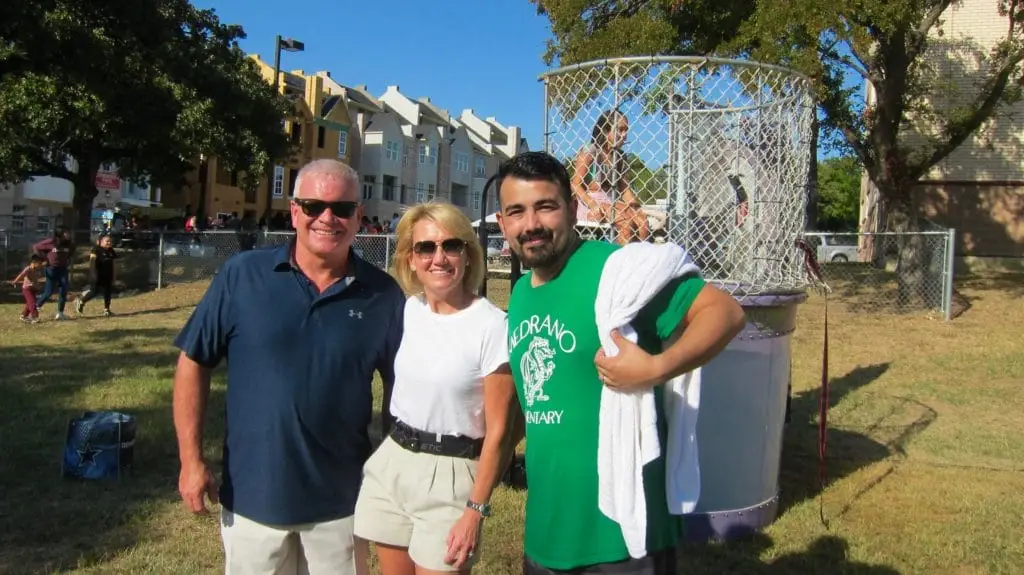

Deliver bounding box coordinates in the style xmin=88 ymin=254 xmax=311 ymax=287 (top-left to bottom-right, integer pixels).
xmin=389 ymin=295 xmax=509 ymax=439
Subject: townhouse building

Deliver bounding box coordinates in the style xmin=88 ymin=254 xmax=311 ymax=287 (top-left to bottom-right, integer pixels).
xmin=862 ymin=0 xmax=1024 ymax=266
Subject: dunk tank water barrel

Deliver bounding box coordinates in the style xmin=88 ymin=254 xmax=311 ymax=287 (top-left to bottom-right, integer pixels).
xmin=537 ymin=56 xmax=816 ymax=541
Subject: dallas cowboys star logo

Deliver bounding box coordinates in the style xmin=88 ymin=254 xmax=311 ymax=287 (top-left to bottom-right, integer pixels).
xmin=77 ymin=443 xmax=103 ymax=466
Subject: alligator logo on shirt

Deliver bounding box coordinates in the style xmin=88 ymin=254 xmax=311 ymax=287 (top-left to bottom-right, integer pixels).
xmin=520 ymin=336 xmax=556 ymax=407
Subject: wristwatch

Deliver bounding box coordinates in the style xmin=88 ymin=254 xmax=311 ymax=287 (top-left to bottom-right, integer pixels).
xmin=466 ymin=499 xmax=491 ymax=518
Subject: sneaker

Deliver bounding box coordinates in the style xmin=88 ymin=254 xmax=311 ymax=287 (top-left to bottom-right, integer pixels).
xmin=103 ymin=309 xmax=112 ymax=317
xmin=75 ymin=299 xmax=84 ymax=315
xmin=20 ymin=315 xmax=31 ymax=323
xmin=54 ymin=312 xmax=67 ymax=321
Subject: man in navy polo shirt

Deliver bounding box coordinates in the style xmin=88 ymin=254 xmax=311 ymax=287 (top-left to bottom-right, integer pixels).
xmin=172 ymin=158 xmax=404 ymax=575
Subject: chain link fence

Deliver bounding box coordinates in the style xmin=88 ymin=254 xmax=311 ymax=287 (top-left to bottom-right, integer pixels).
xmin=804 ymin=229 xmax=957 ymax=318
xmin=1 ymin=225 xmax=956 ymax=318
xmin=540 ymin=56 xmax=816 ymax=302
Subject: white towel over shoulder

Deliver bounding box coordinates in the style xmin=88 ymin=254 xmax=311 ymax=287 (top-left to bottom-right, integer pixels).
xmin=595 ymin=242 xmax=701 ymax=559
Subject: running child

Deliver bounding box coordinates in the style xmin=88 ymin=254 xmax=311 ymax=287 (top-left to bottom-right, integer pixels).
xmin=75 ymin=234 xmax=119 ymax=317
xmin=11 ymin=255 xmax=46 ymax=323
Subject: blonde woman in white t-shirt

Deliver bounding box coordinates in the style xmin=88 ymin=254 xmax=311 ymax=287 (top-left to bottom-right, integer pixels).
xmin=353 ymin=202 xmax=518 ymax=574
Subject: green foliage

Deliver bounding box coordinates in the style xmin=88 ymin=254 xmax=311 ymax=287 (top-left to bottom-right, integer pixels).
xmin=534 ymin=0 xmax=1024 ymax=228
xmin=0 ymin=0 xmax=293 ymax=225
xmin=816 ymin=156 xmax=861 ymax=231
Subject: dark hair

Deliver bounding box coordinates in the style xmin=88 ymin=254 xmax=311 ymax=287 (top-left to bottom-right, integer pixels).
xmin=55 ymin=225 xmax=72 ymax=246
xmin=592 ymin=109 xmax=626 ymax=150
xmin=30 ymin=254 xmax=45 ymax=264
xmin=490 ymin=151 xmax=574 ymax=208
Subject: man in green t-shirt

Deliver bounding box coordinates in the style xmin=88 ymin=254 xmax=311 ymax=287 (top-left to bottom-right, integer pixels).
xmin=494 ymin=151 xmax=746 ymax=575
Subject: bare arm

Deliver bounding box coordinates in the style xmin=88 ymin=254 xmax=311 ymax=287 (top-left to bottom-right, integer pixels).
xmin=11 ymin=266 xmax=28 ymax=285
xmin=467 ymin=365 xmax=518 ymax=508
xmin=173 ymin=351 xmax=219 ymax=513
xmin=653 ymin=285 xmax=746 ymax=381
xmin=597 ymin=283 xmax=747 ymax=391
xmin=445 ymin=365 xmax=519 ymax=567
xmin=173 ymin=351 xmax=213 ymax=466
xmin=572 ymin=149 xmax=601 ymax=214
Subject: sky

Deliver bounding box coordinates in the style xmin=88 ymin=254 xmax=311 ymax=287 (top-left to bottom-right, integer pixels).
xmin=193 ymin=0 xmax=554 ymax=150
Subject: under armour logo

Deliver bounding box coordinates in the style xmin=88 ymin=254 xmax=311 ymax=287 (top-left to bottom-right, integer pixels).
xmin=349 ymin=309 xmax=362 ymax=319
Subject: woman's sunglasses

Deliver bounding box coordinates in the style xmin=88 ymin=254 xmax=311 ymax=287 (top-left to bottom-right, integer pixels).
xmin=413 ymin=238 xmax=467 ymax=258
xmin=292 ymin=198 xmax=359 ymax=219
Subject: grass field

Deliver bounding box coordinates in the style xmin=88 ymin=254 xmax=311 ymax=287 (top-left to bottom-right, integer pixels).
xmin=0 ymin=273 xmax=1022 ymax=574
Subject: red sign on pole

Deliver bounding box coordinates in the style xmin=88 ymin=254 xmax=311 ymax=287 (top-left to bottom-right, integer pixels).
xmin=95 ymin=172 xmax=121 ymax=191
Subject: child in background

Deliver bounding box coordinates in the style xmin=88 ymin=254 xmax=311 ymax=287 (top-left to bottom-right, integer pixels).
xmin=75 ymin=234 xmax=119 ymax=317
xmin=11 ymin=255 xmax=46 ymax=323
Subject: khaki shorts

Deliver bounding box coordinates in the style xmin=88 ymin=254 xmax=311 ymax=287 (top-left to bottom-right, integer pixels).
xmin=353 ymin=435 xmax=481 ymax=571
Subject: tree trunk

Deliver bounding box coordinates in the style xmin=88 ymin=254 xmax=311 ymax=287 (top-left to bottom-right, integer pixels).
xmin=858 ymin=176 xmax=884 ymax=264
xmin=72 ymin=182 xmax=99 ymax=242
xmin=887 ymin=187 xmax=930 ymax=308
xmin=805 ymin=115 xmax=819 ymax=230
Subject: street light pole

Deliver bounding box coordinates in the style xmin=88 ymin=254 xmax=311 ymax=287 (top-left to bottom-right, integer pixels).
xmin=262 ymin=35 xmax=304 ymax=226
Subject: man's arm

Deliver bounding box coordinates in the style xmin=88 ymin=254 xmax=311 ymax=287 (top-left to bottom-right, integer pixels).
xmin=170 ymin=267 xmax=232 ymax=514
xmin=173 ymin=352 xmax=213 ymax=468
xmin=651 ymin=284 xmax=745 ymax=382
xmin=595 ymin=280 xmax=745 ymax=391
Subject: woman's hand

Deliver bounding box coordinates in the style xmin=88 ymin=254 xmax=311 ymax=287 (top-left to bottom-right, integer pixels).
xmin=444 ymin=509 xmax=482 ymax=569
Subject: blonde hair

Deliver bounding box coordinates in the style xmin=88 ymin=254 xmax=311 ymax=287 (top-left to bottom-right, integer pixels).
xmin=393 ymin=202 xmax=485 ymax=295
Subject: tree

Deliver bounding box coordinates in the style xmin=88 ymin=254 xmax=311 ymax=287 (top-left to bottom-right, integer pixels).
xmin=817 ymin=156 xmax=861 ymax=231
xmin=0 ymin=0 xmax=294 ymax=231
xmin=533 ymin=0 xmax=1024 ymax=303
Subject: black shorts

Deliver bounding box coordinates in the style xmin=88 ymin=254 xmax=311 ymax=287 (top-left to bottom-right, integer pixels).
xmin=523 ymin=547 xmax=677 ymax=575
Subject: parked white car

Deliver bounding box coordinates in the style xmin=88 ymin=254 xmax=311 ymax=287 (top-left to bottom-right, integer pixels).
xmin=803 ymin=232 xmax=860 ymax=263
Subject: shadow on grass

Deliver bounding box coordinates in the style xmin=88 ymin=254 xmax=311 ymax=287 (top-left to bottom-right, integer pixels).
xmin=777 ymin=363 xmax=900 ymax=517
xmin=676 ymin=532 xmax=901 ymax=574
xmin=0 ymin=337 xmax=225 ymax=574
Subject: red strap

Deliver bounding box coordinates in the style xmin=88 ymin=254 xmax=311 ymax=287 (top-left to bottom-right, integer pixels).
xmin=794 ymin=239 xmax=831 ymax=529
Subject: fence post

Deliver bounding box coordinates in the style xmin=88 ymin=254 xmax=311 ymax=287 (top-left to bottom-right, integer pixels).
xmin=943 ymin=227 xmax=956 ymax=321
xmin=157 ymin=231 xmax=164 ymax=291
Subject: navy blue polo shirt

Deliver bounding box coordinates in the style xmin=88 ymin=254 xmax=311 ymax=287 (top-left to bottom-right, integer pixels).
xmin=173 ymin=242 xmax=404 ymax=525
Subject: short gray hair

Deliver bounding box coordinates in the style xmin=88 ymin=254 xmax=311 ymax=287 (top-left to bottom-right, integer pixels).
xmin=292 ymin=159 xmax=360 ymax=198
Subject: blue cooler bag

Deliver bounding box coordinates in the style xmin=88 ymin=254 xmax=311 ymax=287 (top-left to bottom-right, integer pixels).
xmin=61 ymin=411 xmax=136 ymax=480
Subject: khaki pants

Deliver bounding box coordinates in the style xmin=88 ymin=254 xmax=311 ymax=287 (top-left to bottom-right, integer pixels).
xmin=221 ymin=509 xmax=369 ymax=575
xmin=353 ymin=436 xmax=480 ymax=571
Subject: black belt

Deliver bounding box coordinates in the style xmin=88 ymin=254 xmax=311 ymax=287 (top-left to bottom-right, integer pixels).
xmin=389 ymin=420 xmax=483 ymax=460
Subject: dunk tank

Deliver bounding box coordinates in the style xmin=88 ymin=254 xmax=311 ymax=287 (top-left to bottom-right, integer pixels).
xmin=535 ymin=57 xmax=815 ymax=541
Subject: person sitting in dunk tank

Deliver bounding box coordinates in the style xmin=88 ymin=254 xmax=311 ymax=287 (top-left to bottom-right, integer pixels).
xmin=570 ymin=108 xmax=652 ymax=244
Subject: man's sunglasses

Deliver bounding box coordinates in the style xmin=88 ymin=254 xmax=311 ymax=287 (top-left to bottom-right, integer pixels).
xmin=292 ymin=198 xmax=359 ymax=219
xmin=413 ymin=238 xmax=467 ymax=258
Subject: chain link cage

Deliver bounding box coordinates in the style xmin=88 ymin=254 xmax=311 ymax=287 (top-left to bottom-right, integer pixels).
xmin=540 ymin=57 xmax=816 ymax=300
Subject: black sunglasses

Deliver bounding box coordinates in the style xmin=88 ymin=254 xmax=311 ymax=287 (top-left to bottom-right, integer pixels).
xmin=413 ymin=238 xmax=467 ymax=258
xmin=292 ymin=198 xmax=359 ymax=219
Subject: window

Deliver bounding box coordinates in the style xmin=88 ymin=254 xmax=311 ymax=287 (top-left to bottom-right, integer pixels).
xmin=337 ymin=128 xmax=348 ymax=158
xmin=471 ymin=189 xmax=481 ymax=212
xmin=427 ymin=184 xmax=436 ymax=201
xmin=454 ymin=152 xmax=469 ymax=173
xmin=363 ymin=175 xmax=376 ymax=200
xmin=416 ymin=183 xmax=426 ymax=203
xmin=317 ymin=126 xmax=325 ymax=148
xmin=290 ymin=122 xmax=301 ymax=144
xmin=474 ymin=156 xmax=486 ymax=177
xmin=385 ymin=141 xmax=400 ymax=161
xmin=36 ymin=207 xmax=51 ymax=234
xmin=288 ymin=168 xmax=298 ymax=196
xmin=419 ymin=144 xmax=429 ymax=165
xmin=273 ymin=166 xmax=285 ymax=198
xmin=10 ymin=204 xmax=25 ymax=235
xmin=402 ymin=144 xmax=409 ymax=167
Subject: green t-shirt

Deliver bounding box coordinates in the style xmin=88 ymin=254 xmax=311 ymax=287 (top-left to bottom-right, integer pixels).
xmin=507 ymin=240 xmax=706 ymax=569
